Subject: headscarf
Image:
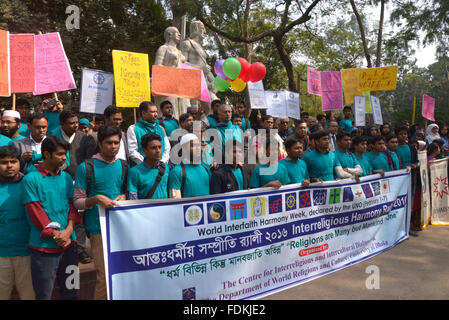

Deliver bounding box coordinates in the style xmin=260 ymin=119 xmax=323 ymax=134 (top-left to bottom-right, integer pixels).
xmin=78 ymin=118 xmax=91 ymax=128
xmin=426 ymin=124 xmax=441 ymax=144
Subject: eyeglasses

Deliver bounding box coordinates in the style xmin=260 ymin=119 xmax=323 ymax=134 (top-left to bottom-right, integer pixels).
xmin=280 ymin=121 xmax=289 ymax=124
xmin=1 ymin=120 xmax=18 ymax=125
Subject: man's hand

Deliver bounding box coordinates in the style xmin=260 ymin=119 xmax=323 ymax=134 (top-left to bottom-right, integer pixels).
xmin=114 ymin=194 xmax=126 ymax=202
xmin=22 ymin=151 xmax=33 ymax=162
xmin=53 ymin=228 xmax=72 ymax=248
xmin=301 ymin=179 xmax=310 ymax=187
xmin=311 ymin=178 xmax=323 ymax=183
xmin=263 ymin=180 xmax=282 ymax=189
xmin=55 ymin=100 xmax=63 ymax=112
xmin=95 ymin=195 xmax=116 ymax=208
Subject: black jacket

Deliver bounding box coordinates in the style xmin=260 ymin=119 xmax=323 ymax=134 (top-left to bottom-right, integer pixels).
xmin=210 ymin=164 xmax=249 ymax=194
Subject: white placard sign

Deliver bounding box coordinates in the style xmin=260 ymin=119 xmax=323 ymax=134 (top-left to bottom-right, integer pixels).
xmin=370 ymin=95 xmax=383 ymax=125
xmin=80 ymin=68 xmax=114 ymax=114
xmin=354 ymin=95 xmax=366 ymax=127
xmin=247 ymin=80 xmax=267 ymax=109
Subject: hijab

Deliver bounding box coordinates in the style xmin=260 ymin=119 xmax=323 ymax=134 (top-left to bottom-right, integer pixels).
xmin=426 ymin=124 xmax=441 ymax=144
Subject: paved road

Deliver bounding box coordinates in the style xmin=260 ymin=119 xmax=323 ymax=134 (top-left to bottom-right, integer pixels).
xmin=262 ymin=225 xmax=449 ymax=300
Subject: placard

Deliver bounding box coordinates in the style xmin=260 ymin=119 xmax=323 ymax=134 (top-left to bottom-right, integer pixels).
xmin=320 ymin=71 xmax=343 ymax=111
xmin=354 ymin=95 xmax=366 ymax=127
xmin=341 ymin=68 xmax=363 ymax=105
xmin=247 ymin=80 xmax=267 ymax=109
xmin=307 ymin=67 xmax=321 ymax=95
xmin=0 ymin=29 xmax=10 ymax=96
xmin=80 ymin=68 xmax=114 ymax=114
xmin=152 ymin=65 xmax=201 ymax=100
xmin=422 ymin=94 xmax=435 ymax=121
xmin=358 ymin=66 xmax=397 ymax=91
xmin=370 ymin=95 xmax=383 ymax=125
xmin=10 ymin=34 xmax=35 ymax=93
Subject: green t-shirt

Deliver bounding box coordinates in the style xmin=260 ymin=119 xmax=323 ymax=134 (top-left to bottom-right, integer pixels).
xmin=43 ymin=110 xmax=61 ymax=133
xmin=0 ymin=178 xmax=30 ymax=257
xmin=354 ymin=154 xmax=372 ymax=177
xmin=396 ymin=144 xmax=411 ymax=169
xmin=22 ymin=170 xmax=75 ymax=249
xmin=302 ymin=149 xmax=337 ymax=181
xmin=279 ymin=158 xmax=309 ymax=184
xmin=249 ymin=163 xmax=290 ymax=188
xmin=0 ymin=134 xmax=13 ymax=147
xmin=334 ymin=149 xmax=357 ymax=169
xmin=75 ymin=159 xmax=126 ymax=235
xmin=168 ymin=161 xmax=211 ymax=198
xmin=365 ymin=152 xmax=389 ymax=172
xmin=127 ymin=162 xmax=169 ymax=200
xmin=339 ymin=118 xmax=353 ymax=133
xmin=163 ymin=118 xmax=179 ymax=137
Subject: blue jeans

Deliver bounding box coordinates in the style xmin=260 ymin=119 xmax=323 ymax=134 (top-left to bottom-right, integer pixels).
xmin=30 ymin=245 xmax=78 ymax=300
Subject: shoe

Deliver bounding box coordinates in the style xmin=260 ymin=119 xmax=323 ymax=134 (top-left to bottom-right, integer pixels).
xmin=79 ymin=251 xmax=93 ymax=264
xmin=409 ymin=231 xmax=418 ymax=237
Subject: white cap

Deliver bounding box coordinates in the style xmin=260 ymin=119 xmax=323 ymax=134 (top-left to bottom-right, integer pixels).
xmin=180 ymin=133 xmax=199 ymax=146
xmin=2 ymin=110 xmax=20 ymax=119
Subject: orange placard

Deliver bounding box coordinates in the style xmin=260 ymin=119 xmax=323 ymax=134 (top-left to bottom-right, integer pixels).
xmin=152 ymin=65 xmax=201 ymax=100
xmin=0 ymin=29 xmax=10 ymax=97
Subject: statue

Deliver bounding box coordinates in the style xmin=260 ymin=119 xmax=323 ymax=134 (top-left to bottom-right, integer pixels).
xmin=154 ymin=26 xmax=186 ymax=119
xmin=180 ymin=21 xmax=218 ymax=116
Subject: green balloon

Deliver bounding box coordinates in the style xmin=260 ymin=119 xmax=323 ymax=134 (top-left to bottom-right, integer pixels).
xmin=214 ymin=76 xmax=230 ymax=92
xmin=222 ymin=57 xmax=241 ymax=80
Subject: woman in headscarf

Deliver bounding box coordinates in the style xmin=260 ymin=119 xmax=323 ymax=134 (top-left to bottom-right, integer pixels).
xmin=426 ymin=123 xmax=441 ymax=145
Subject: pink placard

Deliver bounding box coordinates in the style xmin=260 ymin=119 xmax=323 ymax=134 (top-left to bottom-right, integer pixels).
xmin=34 ymin=32 xmax=76 ymax=95
xmin=178 ymin=62 xmax=211 ymax=103
xmin=422 ymin=94 xmax=435 ymax=121
xmin=307 ymin=67 xmax=321 ymax=95
xmin=320 ymin=71 xmax=343 ymax=111
xmin=10 ymin=34 xmax=35 ymax=93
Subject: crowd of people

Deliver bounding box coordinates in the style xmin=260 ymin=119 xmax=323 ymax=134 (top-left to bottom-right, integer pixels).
xmin=0 ymin=94 xmax=444 ymax=300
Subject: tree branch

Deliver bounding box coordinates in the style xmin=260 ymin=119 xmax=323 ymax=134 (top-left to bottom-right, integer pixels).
xmin=349 ymin=0 xmax=372 ymax=68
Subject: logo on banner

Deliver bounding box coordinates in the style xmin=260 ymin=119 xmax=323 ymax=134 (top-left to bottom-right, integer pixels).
xmin=229 ymin=199 xmax=247 ymax=220
xmin=93 ymin=72 xmax=105 ymax=85
xmin=433 ymin=175 xmax=449 ymax=199
xmin=313 ymin=190 xmax=327 ymax=205
xmin=381 ymin=180 xmax=390 ymax=194
xmin=371 ymin=182 xmax=381 ymax=196
xmin=182 ymin=287 xmax=196 ymax=300
xmin=343 ymin=187 xmax=354 ymax=202
xmin=206 ymin=202 xmax=226 ymax=223
xmin=329 ymin=188 xmax=341 ymax=204
xmin=352 ymin=185 xmax=365 ymax=200
xmin=298 ymin=191 xmax=311 ymax=208
xmin=183 ymin=204 xmax=204 ymax=227
xmin=250 ymin=197 xmax=266 ymax=217
xmin=285 ymin=192 xmax=297 ymax=211
xmin=268 ymin=195 xmax=283 ymax=214
xmin=361 ymin=184 xmax=374 ymax=198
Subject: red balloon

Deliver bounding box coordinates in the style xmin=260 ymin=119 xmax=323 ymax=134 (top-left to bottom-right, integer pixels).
xmin=249 ymin=62 xmax=266 ymax=82
xmin=237 ymin=57 xmax=250 ymax=81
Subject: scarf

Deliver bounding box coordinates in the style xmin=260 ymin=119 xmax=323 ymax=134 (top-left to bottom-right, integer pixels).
xmin=426 ymin=124 xmax=441 ymax=144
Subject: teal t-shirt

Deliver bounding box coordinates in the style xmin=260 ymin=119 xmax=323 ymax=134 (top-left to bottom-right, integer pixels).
xmin=168 ymin=162 xmax=210 ymax=198
xmin=127 ymin=162 xmax=169 ymax=200
xmin=163 ymin=118 xmax=179 ymax=137
xmin=22 ymin=170 xmax=75 ymax=249
xmin=43 ymin=110 xmax=60 ymax=133
xmin=134 ymin=119 xmax=166 ymax=159
xmin=214 ymin=121 xmax=243 ymax=152
xmin=231 ymin=167 xmax=244 ymax=190
xmin=249 ymin=163 xmax=290 ymax=188
xmin=207 ymin=116 xmax=218 ymax=129
xmin=396 ymin=144 xmax=411 ymax=169
xmin=75 ymin=159 xmax=126 ymax=235
xmin=279 ymin=158 xmax=309 ymax=184
xmin=0 ymin=178 xmax=30 ymax=257
xmin=241 ymin=118 xmax=251 ymax=132
xmin=334 ymin=149 xmax=357 ymax=169
xmin=18 ymin=121 xmax=30 ymax=137
xmin=302 ymin=149 xmax=337 ymax=181
xmin=339 ymin=118 xmax=353 ymax=133
xmin=387 ymin=150 xmax=400 ymax=171
xmin=365 ymin=152 xmax=389 ymax=172
xmin=0 ymin=134 xmax=13 ymax=147
xmin=11 ymin=135 xmax=25 ymax=142
xmin=50 ymin=127 xmax=71 ymax=168
xmin=354 ymin=154 xmax=372 ymax=177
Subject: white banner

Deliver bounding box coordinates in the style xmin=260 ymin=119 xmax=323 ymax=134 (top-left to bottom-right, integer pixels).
xmin=247 ymin=80 xmax=267 ymax=109
xmin=354 ymin=95 xmax=366 ymax=127
xmin=370 ymin=95 xmax=383 ymax=125
xmin=100 ymin=171 xmax=411 ymax=300
xmin=429 ymin=158 xmax=449 ymax=225
xmin=266 ymin=90 xmax=300 ymax=120
xmin=80 ymin=68 xmax=114 ymax=114
xmin=418 ymin=151 xmax=431 ymax=229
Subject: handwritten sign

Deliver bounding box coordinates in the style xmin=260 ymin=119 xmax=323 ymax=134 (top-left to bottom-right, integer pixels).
xmin=80 ymin=68 xmax=114 ymax=114
xmin=0 ymin=29 xmax=10 ymax=97
xmin=320 ymin=71 xmax=343 ymax=111
xmin=152 ymin=65 xmax=201 ymax=100
xmin=370 ymin=95 xmax=383 ymax=125
xmin=178 ymin=62 xmax=210 ymax=103
xmin=358 ymin=66 xmax=397 ymax=91
xmin=341 ymin=68 xmax=362 ymax=105
xmin=247 ymin=80 xmax=267 ymax=109
xmin=34 ymin=32 xmax=76 ymax=95
xmin=307 ymin=67 xmax=321 ymax=95
xmin=422 ymin=94 xmax=435 ymax=121
xmin=112 ymin=50 xmax=151 ymax=108
xmin=10 ymin=34 xmax=35 ymax=93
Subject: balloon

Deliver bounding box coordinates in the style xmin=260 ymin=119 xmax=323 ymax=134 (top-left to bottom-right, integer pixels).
xmin=222 ymin=57 xmax=241 ymax=80
xmin=249 ymin=62 xmax=266 ymax=82
xmin=214 ymin=76 xmax=230 ymax=92
xmin=214 ymin=59 xmax=226 ymax=79
xmin=230 ymin=77 xmax=247 ymax=92
xmin=237 ymin=57 xmax=251 ymax=81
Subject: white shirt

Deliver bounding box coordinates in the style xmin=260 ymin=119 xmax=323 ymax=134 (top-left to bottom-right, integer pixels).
xmin=30 ymin=135 xmax=46 ymax=154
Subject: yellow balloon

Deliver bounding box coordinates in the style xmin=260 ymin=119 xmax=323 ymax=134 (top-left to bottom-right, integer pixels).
xmin=230 ymin=77 xmax=247 ymax=92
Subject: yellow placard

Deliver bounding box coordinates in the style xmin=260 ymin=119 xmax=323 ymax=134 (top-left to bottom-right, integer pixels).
xmin=341 ymin=68 xmax=363 ymax=105
xmin=112 ymin=50 xmax=151 ymax=108
xmin=364 ymin=91 xmax=372 ymax=114
xmin=358 ymin=66 xmax=397 ymax=91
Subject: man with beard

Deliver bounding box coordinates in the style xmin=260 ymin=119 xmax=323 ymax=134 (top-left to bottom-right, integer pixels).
xmin=1 ymin=110 xmax=25 ymax=142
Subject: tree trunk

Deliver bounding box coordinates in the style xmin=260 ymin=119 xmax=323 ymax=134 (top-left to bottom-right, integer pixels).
xmin=273 ymin=34 xmax=297 ymax=92
xmin=375 ymin=0 xmax=385 ymax=67
xmin=349 ymin=0 xmax=372 ymax=68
